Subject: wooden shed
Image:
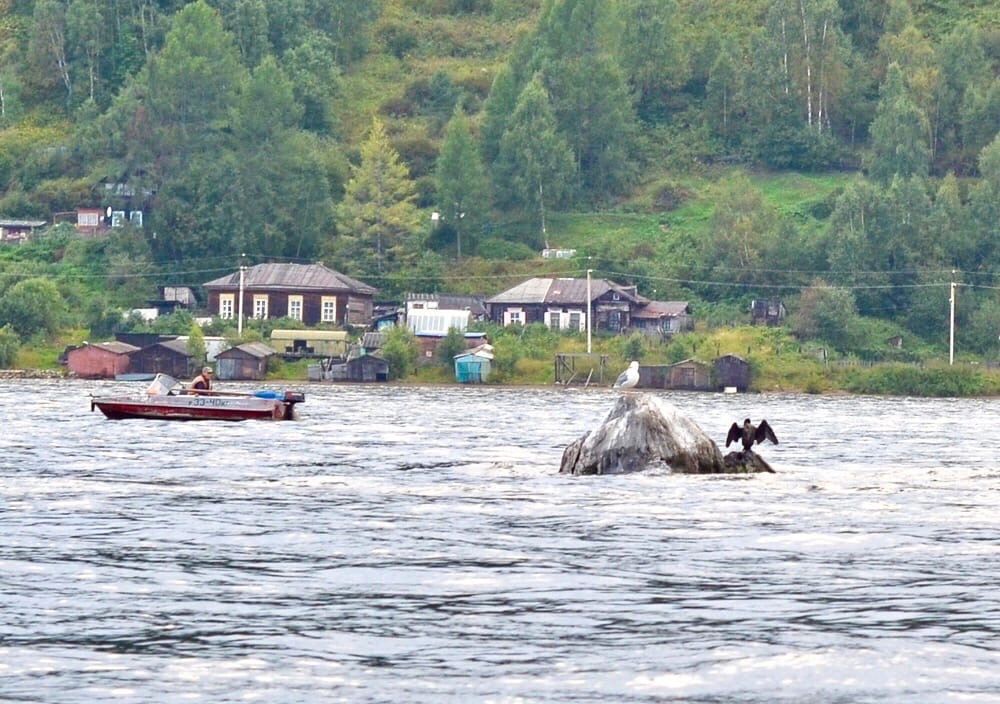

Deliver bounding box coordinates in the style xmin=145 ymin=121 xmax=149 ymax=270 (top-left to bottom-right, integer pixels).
xmin=637 ymin=359 xmax=712 ymax=390
xmin=66 ymin=341 xmax=140 ymax=379
xmin=345 ymin=355 xmax=389 ymax=382
xmin=128 ymin=338 xmax=195 ymax=379
xmin=666 ymin=359 xmax=712 ymax=390
xmin=215 ymin=342 xmax=276 ymax=381
xmin=714 ymin=354 xmax=751 ymax=392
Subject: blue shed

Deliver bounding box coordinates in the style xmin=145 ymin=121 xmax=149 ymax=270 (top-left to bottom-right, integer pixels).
xmin=454 ymin=344 xmax=493 ymax=383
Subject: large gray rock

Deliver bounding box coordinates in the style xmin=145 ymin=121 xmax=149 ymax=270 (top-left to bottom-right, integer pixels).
xmin=559 ymin=393 xmax=774 ymax=475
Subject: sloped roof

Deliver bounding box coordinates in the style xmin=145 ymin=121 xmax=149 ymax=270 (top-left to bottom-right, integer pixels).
xmin=219 ymin=341 xmax=276 ymax=359
xmin=631 ymin=301 xmax=691 ymax=320
xmin=486 ymin=278 xmax=640 ymax=305
xmin=406 ymin=292 xmax=487 ymax=317
xmin=203 ymin=263 xmax=377 ymax=295
xmin=152 ymin=338 xmax=193 ymax=356
xmin=89 ymin=341 xmax=141 ymax=355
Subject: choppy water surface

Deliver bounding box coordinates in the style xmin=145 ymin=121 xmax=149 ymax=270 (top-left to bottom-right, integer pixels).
xmin=2 ymin=379 xmax=998 ymax=703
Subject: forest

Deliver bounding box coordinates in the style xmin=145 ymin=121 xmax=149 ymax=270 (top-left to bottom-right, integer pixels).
xmin=0 ymin=0 xmax=998 ymax=365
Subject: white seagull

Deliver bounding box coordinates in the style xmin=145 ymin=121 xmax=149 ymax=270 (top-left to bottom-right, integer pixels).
xmin=613 ymin=360 xmax=640 ymax=390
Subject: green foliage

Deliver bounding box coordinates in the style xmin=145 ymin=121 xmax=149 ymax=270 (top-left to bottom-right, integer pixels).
xmin=793 ymin=281 xmax=858 ymax=350
xmin=842 ymin=364 xmax=1000 ymax=397
xmin=0 ymin=324 xmax=21 ymax=367
xmin=187 ymin=323 xmax=207 ymax=366
xmin=437 ymin=326 xmax=467 ymax=364
xmin=381 ymin=325 xmax=419 ymax=380
xmin=333 ymin=117 xmax=422 ymax=279
xmin=0 ymin=277 xmax=66 ymax=339
xmin=435 ymin=107 xmax=492 ymax=257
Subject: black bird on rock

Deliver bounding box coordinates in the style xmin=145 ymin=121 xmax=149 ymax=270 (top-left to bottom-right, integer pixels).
xmin=726 ymin=418 xmax=779 ymax=452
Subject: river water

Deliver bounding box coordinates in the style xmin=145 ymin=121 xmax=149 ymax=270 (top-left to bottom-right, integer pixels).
xmin=1 ymin=379 xmax=998 ymax=703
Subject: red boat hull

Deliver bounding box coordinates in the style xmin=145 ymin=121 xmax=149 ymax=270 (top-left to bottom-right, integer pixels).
xmin=92 ymin=393 xmax=303 ymax=421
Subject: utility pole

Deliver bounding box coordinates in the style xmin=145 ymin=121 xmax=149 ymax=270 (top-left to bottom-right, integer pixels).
xmin=586 ymin=269 xmax=593 ymax=354
xmin=949 ymin=271 xmax=956 ymax=366
xmin=238 ymin=254 xmax=246 ymax=337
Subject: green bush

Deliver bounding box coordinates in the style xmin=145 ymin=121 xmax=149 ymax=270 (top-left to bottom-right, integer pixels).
xmin=842 ymin=364 xmax=998 ymax=397
xmin=0 ymin=324 xmax=21 ymax=367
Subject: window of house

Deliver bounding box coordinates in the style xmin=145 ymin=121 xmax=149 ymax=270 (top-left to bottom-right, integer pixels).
xmin=288 ymin=296 xmax=303 ymax=321
xmin=548 ymin=311 xmax=561 ymax=331
xmin=78 ymin=211 xmax=99 ymax=227
xmin=321 ymin=296 xmax=337 ymax=323
xmin=253 ymin=294 xmax=269 ymax=319
xmin=506 ymin=309 xmax=522 ymax=326
xmin=220 ymin=294 xmax=235 ymax=319
xmin=569 ymin=312 xmax=582 ymax=331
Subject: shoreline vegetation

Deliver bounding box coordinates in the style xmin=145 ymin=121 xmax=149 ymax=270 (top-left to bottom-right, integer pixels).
xmin=27 ymin=324 xmax=1000 ymax=397
xmin=16 ymin=363 xmax=1000 ymax=398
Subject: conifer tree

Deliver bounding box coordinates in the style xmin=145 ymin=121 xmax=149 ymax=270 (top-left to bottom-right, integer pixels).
xmin=435 ymin=107 xmax=491 ymax=258
xmin=335 ymin=117 xmax=421 ymax=278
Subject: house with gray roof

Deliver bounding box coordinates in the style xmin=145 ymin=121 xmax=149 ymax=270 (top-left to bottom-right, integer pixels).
xmin=203 ymin=263 xmax=377 ymax=327
xmin=485 ymin=277 xmax=643 ymax=333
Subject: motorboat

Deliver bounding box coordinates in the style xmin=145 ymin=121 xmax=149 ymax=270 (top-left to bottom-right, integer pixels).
xmin=91 ymin=374 xmax=304 ymax=421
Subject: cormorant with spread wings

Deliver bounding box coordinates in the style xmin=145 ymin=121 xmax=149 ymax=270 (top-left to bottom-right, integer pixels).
xmin=726 ymin=418 xmax=778 ymax=452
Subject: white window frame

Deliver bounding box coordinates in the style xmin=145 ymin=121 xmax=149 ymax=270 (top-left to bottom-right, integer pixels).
xmin=321 ymin=296 xmax=337 ymax=323
xmin=219 ymin=294 xmax=235 ymax=319
xmin=253 ymin=294 xmax=269 ymax=319
xmin=288 ymin=295 xmax=303 ymax=321
xmin=505 ymin=308 xmax=523 ymax=326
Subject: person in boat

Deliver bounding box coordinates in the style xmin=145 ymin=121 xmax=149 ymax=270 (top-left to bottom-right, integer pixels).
xmin=190 ymin=366 xmax=214 ymax=394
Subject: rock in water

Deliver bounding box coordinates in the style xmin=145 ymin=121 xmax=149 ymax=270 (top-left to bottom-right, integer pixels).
xmin=560 ymin=393 xmax=774 ymax=475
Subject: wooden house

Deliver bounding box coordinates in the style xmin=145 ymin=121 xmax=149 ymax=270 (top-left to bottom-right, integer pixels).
xmin=714 ymin=354 xmax=751 ymax=392
xmin=751 ymin=299 xmax=786 ymax=326
xmin=128 ymin=338 xmax=195 ymax=379
xmin=486 ymin=277 xmax=641 ymax=333
xmin=203 ymin=262 xmax=377 ymax=327
xmin=66 ymin=341 xmax=140 ymax=379
xmin=0 ymin=219 xmax=47 ymax=244
xmin=630 ymin=301 xmax=693 ymax=336
xmin=215 ymin=342 xmax=276 ymax=380
xmin=454 ymin=344 xmax=494 ymax=383
xmin=76 ymin=208 xmax=109 ymax=236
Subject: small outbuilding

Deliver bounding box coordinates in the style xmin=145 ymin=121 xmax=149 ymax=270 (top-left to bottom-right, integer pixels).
xmin=637 ymin=359 xmax=712 ymax=390
xmin=214 ymin=342 xmax=276 ymax=380
xmin=714 ymin=354 xmax=751 ymax=392
xmin=270 ymin=329 xmax=349 ymax=358
xmin=128 ymin=338 xmax=195 ymax=379
xmin=66 ymin=341 xmax=140 ymax=379
xmin=454 ymin=343 xmax=494 ymax=383
xmin=344 ymin=354 xmax=389 ymax=382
